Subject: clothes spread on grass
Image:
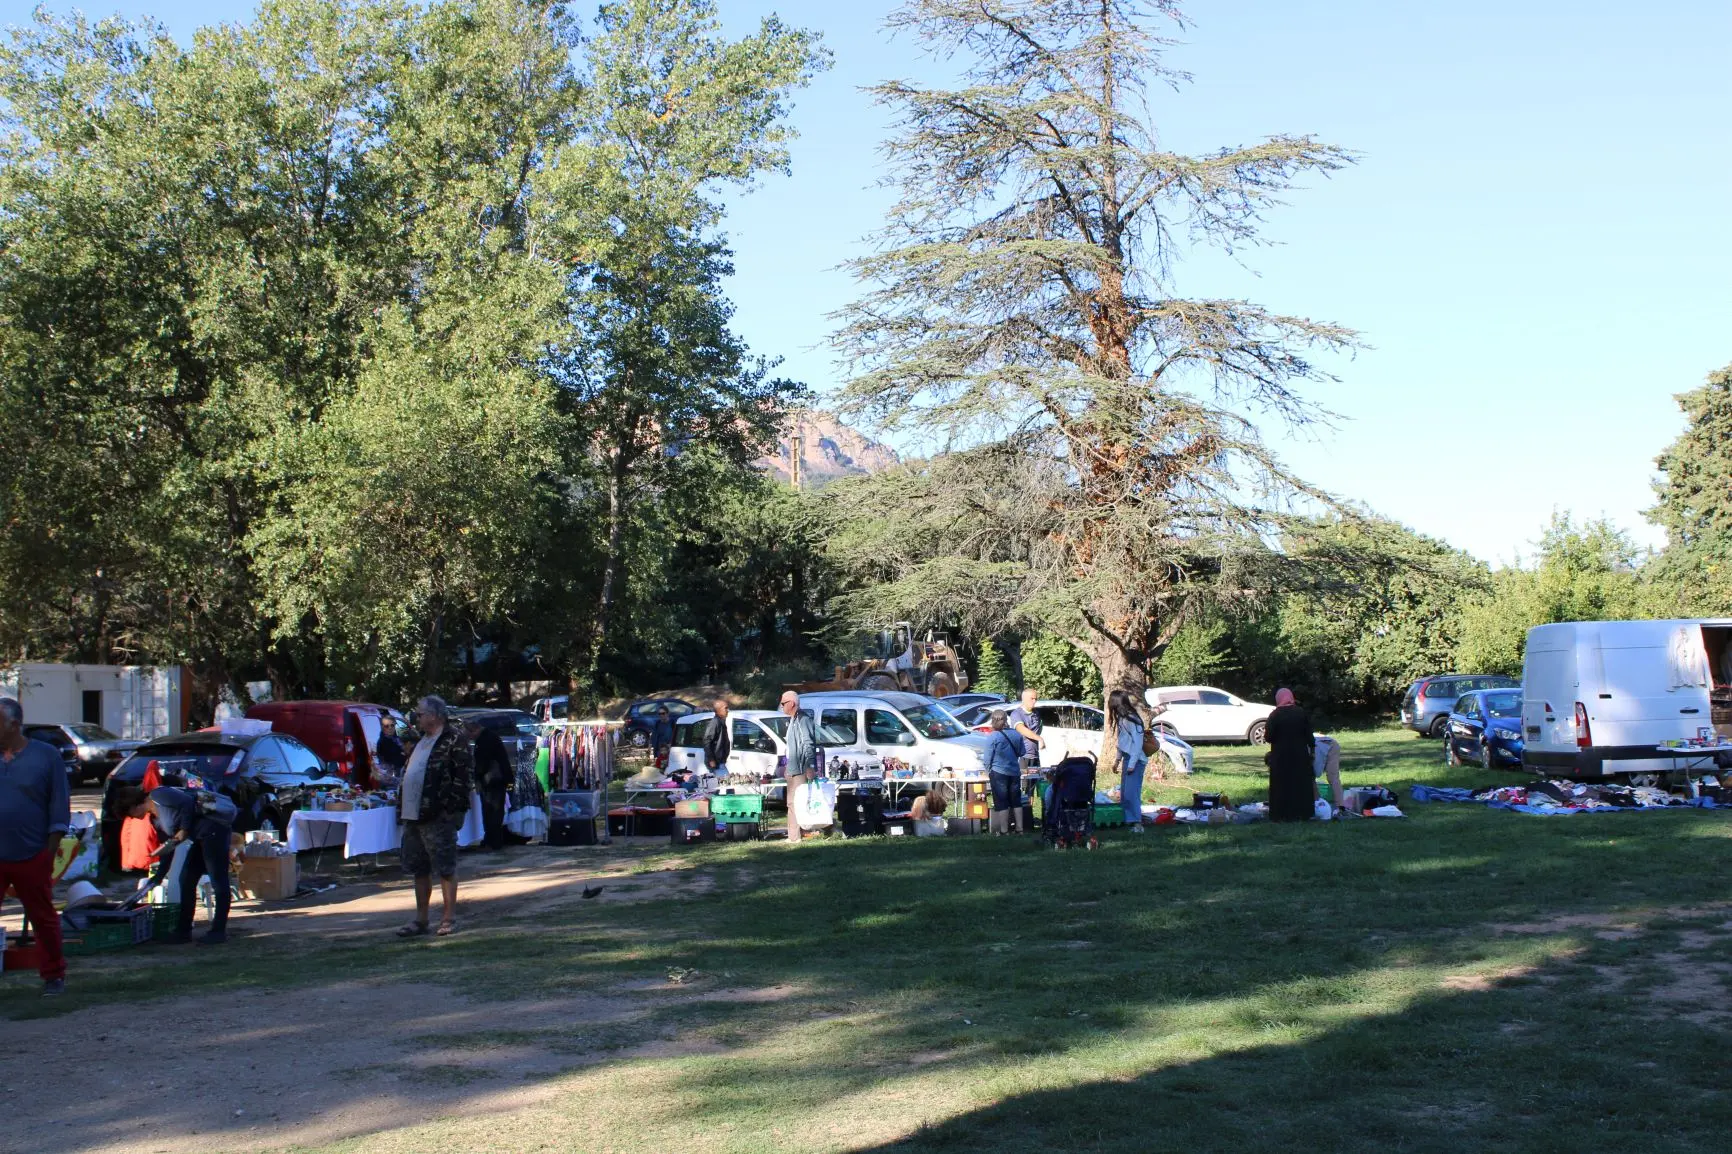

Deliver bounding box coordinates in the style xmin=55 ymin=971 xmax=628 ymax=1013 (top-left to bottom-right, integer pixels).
xmin=1411 ymin=779 xmax=1722 ymax=815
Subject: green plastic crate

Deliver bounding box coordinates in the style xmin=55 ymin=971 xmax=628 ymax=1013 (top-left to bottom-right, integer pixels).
xmin=710 ymin=794 xmax=764 ymax=820
xmin=149 ymin=904 xmax=183 ymax=941
xmin=1092 ymin=804 xmax=1126 ymax=827
xmin=62 ymin=918 xmax=144 ymax=956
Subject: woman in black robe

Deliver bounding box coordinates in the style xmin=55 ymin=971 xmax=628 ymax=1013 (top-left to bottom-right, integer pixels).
xmin=1265 ymin=688 xmax=1316 ymax=822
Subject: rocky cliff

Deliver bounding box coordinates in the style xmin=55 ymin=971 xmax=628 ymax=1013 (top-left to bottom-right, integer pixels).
xmin=759 ymin=411 xmax=898 ymax=488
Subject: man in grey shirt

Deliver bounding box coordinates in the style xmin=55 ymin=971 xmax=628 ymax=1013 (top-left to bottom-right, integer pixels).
xmin=779 ymin=691 xmax=818 ymax=845
xmin=0 ymin=697 xmax=70 ymax=995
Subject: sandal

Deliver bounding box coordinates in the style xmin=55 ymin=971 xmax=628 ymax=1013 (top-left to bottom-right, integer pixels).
xmin=435 ymin=921 xmax=458 ymax=937
xmin=395 ymin=921 xmax=429 ymax=938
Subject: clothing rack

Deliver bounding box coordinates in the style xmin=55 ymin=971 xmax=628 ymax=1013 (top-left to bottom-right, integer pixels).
xmin=538 ymin=720 xmax=622 ymax=845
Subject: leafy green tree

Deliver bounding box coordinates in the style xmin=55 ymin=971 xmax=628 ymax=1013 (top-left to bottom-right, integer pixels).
xmin=1649 ymin=363 xmax=1732 ymax=615
xmin=831 ymin=0 xmax=1356 ymax=704
xmin=1454 ymin=515 xmax=1645 ymax=677
xmin=974 ymin=639 xmax=1016 ymax=698
xmin=1153 ymin=621 xmax=1234 ymax=687
xmin=1020 ymin=635 xmax=1102 ymax=702
xmin=554 ymin=0 xmax=826 ymax=687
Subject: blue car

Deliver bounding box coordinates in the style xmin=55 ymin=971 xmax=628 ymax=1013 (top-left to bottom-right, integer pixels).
xmin=1444 ymin=688 xmax=1524 ymax=769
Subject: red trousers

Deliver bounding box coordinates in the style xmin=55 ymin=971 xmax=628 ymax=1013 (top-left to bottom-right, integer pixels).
xmin=0 ymin=845 xmax=65 ymax=982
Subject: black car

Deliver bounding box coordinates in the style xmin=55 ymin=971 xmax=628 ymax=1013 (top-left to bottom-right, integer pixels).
xmin=25 ymin=723 xmax=146 ymax=785
xmin=99 ymin=730 xmax=345 ymax=871
xmin=451 ymin=708 xmax=541 ymax=774
xmin=621 ymin=698 xmax=698 ymax=749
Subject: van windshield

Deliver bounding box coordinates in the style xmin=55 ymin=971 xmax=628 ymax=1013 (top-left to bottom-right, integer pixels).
xmin=902 ymin=703 xmax=966 ymax=740
xmin=1485 ymin=691 xmax=1522 ymax=718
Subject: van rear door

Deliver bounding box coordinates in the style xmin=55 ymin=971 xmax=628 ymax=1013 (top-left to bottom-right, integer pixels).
xmin=1522 ymin=627 xmax=1575 ymax=753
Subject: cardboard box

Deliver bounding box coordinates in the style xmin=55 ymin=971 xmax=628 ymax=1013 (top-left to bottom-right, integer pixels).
xmin=237 ymin=854 xmax=298 ymax=901
xmin=673 ymin=797 xmax=711 ymax=819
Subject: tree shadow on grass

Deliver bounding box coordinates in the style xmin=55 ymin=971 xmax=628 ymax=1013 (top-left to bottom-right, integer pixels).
xmin=4 ymin=803 xmax=1732 ymax=1152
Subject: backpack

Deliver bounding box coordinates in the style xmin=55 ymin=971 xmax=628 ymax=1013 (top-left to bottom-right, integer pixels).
xmin=193 ymin=789 xmax=239 ymax=826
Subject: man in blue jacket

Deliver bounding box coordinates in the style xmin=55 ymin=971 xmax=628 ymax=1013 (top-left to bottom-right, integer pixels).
xmin=0 ymin=698 xmax=71 ymax=995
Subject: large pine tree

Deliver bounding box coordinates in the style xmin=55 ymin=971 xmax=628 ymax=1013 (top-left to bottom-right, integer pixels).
xmin=833 ymin=0 xmax=1357 ymax=695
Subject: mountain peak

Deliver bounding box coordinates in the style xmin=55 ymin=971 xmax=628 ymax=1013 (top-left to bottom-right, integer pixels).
xmin=759 ymin=410 xmax=898 ymax=488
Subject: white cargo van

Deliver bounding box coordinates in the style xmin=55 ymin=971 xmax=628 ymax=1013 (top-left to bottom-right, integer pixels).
xmin=1521 ymin=619 xmax=1732 ymax=778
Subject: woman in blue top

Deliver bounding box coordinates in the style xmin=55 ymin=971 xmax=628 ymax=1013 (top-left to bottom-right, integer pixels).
xmin=1110 ymin=690 xmax=1149 ymax=832
xmin=984 ymin=710 xmax=1027 ymax=834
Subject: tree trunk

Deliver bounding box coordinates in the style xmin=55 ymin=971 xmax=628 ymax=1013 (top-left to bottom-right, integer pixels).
xmin=422 ymin=603 xmax=445 ymax=693
xmin=592 ymin=449 xmax=629 ymax=679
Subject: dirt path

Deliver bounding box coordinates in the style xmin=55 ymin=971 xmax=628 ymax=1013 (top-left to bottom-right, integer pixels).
xmin=0 ymin=843 xmax=749 ymax=1154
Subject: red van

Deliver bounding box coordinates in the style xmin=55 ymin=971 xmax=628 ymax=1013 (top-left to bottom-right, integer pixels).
xmin=244 ymin=701 xmax=403 ymax=787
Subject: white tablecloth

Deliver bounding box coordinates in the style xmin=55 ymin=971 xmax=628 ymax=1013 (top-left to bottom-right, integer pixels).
xmin=287 ymin=795 xmax=487 ymax=858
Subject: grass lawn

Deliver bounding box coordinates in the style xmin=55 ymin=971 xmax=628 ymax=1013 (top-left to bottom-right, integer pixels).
xmin=7 ymin=726 xmax=1732 ymax=1152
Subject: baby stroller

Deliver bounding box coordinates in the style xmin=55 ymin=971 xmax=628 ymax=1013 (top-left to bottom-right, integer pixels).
xmin=1043 ymin=754 xmax=1098 ymax=849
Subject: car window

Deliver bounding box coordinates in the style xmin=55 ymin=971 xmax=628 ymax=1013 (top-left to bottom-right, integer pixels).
xmin=673 ymin=718 xmax=705 ymax=748
xmin=276 ymin=736 xmax=325 ymax=777
xmin=1068 ymin=707 xmax=1105 ymax=732
xmin=132 ymin=746 xmax=244 ymax=785
xmin=760 ymin=715 xmax=790 ymax=741
xmin=668 ymin=702 xmax=695 ymax=717
xmin=866 ymin=708 xmax=917 ymax=746
xmin=733 ymin=718 xmax=776 ymax=755
xmin=1157 ymin=691 xmax=1200 ymax=706
xmin=817 ymin=708 xmax=859 ymax=747
xmin=955 ymin=704 xmax=991 ymax=727
xmin=1485 ymin=691 xmax=1522 ymax=718
xmin=68 ymin=724 xmax=119 ymax=741
xmin=1424 ymin=679 xmax=1459 ymax=698
xmin=27 ymin=726 xmax=72 ymax=747
xmin=246 ymin=737 xmax=285 ymax=775
xmin=902 ymin=703 xmax=967 ymax=739
xmin=1453 ymin=695 xmax=1477 ymax=715
xmin=1199 ymin=690 xmax=1232 ymax=706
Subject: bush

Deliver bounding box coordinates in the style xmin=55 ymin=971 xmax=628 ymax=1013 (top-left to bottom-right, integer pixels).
xmin=1020 ymin=635 xmax=1103 ymax=703
xmin=974 ymin=638 xmax=1016 ymax=697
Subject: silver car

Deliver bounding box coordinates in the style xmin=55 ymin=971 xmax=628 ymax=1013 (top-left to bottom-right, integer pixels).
xmin=1400 ymin=674 xmax=1519 ymax=737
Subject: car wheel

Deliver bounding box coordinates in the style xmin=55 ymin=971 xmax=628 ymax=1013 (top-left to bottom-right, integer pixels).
xmin=1427 ymin=716 xmax=1449 ymax=739
xmin=1445 ymin=740 xmax=1461 ymax=768
xmin=627 ymin=728 xmax=650 ymax=750
xmin=1480 ymin=742 xmax=1496 ymax=771
xmin=1246 ymin=720 xmax=1267 ymax=745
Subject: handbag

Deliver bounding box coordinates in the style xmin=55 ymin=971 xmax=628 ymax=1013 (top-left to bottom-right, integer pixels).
xmin=1141 ymin=727 xmax=1160 ymax=756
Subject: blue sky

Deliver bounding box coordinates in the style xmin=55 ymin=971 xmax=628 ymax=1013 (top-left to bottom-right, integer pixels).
xmin=20 ymin=0 xmax=1732 ymax=565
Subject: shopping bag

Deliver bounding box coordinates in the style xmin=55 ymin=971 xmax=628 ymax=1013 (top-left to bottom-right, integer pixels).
xmin=792 ymin=779 xmax=837 ymax=828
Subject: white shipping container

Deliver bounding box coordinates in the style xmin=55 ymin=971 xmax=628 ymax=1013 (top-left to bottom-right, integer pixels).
xmin=0 ymin=663 xmax=184 ymax=741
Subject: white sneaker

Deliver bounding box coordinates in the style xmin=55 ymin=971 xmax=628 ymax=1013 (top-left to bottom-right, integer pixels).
xmin=1127 ymin=824 xmax=1145 ymax=834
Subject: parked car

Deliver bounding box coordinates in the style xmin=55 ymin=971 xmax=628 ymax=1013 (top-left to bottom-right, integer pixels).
xmin=1400 ymin=674 xmax=1521 ymax=737
xmin=23 ymin=722 xmax=145 ymax=785
xmin=1521 ymin=618 xmax=1732 ymax=779
xmin=1444 ymin=689 xmax=1525 ymax=770
xmin=796 ymin=691 xmax=995 ymax=773
xmin=668 ymin=709 xmax=789 ymax=778
xmin=244 ymin=700 xmax=404 ymax=786
xmin=951 ymin=699 xmax=1195 ymax=775
xmin=621 ymin=698 xmax=699 ymax=749
xmin=99 ymin=730 xmax=346 ymax=870
xmin=938 ymin=692 xmax=1007 ymax=713
xmin=1143 ymin=686 xmax=1274 ymax=744
xmin=451 ymin=707 xmax=541 ymax=777
xmin=529 ymin=695 xmax=571 ymax=723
